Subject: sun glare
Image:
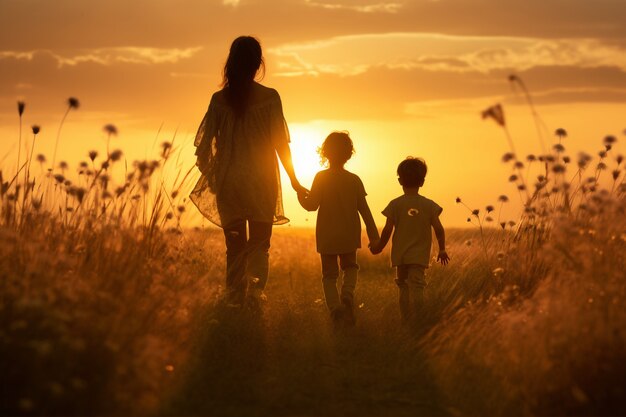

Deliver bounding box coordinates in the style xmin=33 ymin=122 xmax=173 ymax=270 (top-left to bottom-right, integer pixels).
xmin=288 ymin=124 xmax=326 ymax=185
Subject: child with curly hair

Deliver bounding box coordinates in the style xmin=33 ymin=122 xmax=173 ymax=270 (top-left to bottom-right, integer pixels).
xmin=298 ymin=131 xmax=379 ymax=327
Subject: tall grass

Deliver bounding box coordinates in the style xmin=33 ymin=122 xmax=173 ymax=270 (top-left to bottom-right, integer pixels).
xmin=421 ymin=86 xmax=626 ymax=415
xmin=1 ymin=81 xmax=625 ymax=416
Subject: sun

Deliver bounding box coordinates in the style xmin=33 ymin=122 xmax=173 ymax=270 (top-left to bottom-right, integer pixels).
xmin=288 ymin=125 xmax=325 ymax=185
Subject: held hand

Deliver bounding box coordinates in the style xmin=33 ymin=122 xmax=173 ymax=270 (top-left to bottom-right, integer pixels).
xmin=437 ymin=250 xmax=450 ymax=266
xmin=369 ymin=240 xmax=382 ymax=255
xmin=291 ymin=178 xmax=309 ymax=195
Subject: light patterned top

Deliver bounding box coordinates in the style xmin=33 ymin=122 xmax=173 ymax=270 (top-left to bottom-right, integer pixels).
xmin=190 ymin=84 xmax=290 ymax=228
xmin=382 ymin=194 xmax=443 ymax=267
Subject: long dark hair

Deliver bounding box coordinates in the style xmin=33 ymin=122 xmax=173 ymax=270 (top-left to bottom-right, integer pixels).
xmin=222 ymin=36 xmax=265 ymax=116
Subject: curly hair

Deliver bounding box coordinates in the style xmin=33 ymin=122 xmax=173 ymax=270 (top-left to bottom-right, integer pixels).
xmin=318 ymin=131 xmax=355 ymax=167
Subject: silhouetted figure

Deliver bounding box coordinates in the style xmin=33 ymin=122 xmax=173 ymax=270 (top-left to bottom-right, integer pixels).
xmin=191 ymin=36 xmax=307 ymax=308
xmin=370 ymin=157 xmax=449 ymax=323
xmin=298 ymin=132 xmax=379 ymax=327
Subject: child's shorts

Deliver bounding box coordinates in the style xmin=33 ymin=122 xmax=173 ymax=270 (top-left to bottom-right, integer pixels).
xmin=395 ymin=264 xmax=426 ymax=290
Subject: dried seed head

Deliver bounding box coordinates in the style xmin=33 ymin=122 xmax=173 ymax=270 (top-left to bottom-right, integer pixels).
xmin=59 ymin=161 xmax=68 ymax=170
xmin=36 ymin=154 xmax=46 ymax=163
xmin=486 ymin=205 xmax=494 ymax=213
xmin=109 ymin=149 xmax=123 ymax=162
xmin=53 ymin=174 xmax=65 ymax=183
xmin=472 ymin=209 xmax=479 ymax=216
xmin=455 ymin=197 xmax=461 ymax=203
xmin=553 ymin=143 xmax=565 ymax=153
xmin=502 ymin=152 xmax=516 ymax=163
xmin=604 ymin=135 xmax=617 ymax=145
xmin=481 ymin=104 xmax=506 ymax=127
xmin=514 ymin=161 xmax=524 ymax=169
xmin=563 ymin=156 xmax=571 ymax=164
xmin=31 ymin=125 xmax=40 ymax=135
xmin=555 ymin=128 xmax=567 ymax=138
xmin=68 ymin=97 xmax=80 ymax=109
xmin=612 ymin=169 xmax=620 ymax=180
xmin=508 ymin=174 xmax=518 ymax=182
xmin=552 ymin=164 xmax=566 ymax=173
xmin=17 ymin=101 xmax=25 ymax=116
xmin=498 ymin=195 xmax=509 ymax=202
xmin=103 ymin=124 xmax=118 ymax=136
xmin=88 ymin=150 xmax=98 ymax=161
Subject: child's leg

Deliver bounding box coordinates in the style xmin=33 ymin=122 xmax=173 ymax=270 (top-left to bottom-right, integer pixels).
xmin=395 ymin=266 xmax=410 ymax=322
xmin=338 ymin=252 xmax=358 ymax=305
xmin=246 ymin=221 xmax=273 ymax=299
xmin=223 ymin=220 xmax=248 ymax=305
xmin=407 ymin=265 xmax=426 ymax=317
xmin=321 ymin=254 xmax=341 ymax=311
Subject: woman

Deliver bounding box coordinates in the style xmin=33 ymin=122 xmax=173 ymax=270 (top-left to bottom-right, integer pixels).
xmin=191 ymin=36 xmax=306 ymax=308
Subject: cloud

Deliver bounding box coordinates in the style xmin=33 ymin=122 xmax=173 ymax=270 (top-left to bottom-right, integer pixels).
xmin=0 ymin=47 xmax=203 ymax=67
xmin=269 ymin=33 xmax=626 ymax=76
xmin=304 ymin=0 xmax=403 ymax=13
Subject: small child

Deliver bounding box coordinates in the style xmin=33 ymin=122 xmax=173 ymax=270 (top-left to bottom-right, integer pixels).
xmin=370 ymin=157 xmax=449 ymax=323
xmin=298 ymin=131 xmax=379 ymax=327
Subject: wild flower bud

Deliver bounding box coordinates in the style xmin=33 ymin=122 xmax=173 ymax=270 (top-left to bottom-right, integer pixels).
xmin=68 ymin=97 xmax=80 ymax=109
xmin=555 ymin=128 xmax=567 ymax=138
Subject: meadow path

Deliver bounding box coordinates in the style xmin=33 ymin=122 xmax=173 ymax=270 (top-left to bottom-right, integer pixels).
xmin=162 ymin=231 xmax=446 ymax=416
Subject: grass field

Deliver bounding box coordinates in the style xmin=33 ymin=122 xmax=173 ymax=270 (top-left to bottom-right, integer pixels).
xmin=2 ymin=97 xmax=626 ymax=416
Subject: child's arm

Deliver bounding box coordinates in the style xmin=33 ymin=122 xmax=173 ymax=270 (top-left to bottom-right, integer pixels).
xmin=370 ymin=218 xmax=393 ymax=254
xmin=431 ymin=215 xmax=450 ymax=265
xmin=357 ymin=195 xmax=380 ymax=245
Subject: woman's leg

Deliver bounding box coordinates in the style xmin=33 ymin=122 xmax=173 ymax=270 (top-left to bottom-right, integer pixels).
xmin=223 ymin=220 xmax=248 ymax=305
xmin=246 ymin=221 xmax=273 ymax=298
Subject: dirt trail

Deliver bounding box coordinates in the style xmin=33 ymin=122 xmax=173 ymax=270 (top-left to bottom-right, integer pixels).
xmin=163 ymin=267 xmax=446 ymax=416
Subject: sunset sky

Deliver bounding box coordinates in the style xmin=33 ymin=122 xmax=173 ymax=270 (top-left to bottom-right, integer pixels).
xmin=1 ymin=0 xmax=625 ymax=227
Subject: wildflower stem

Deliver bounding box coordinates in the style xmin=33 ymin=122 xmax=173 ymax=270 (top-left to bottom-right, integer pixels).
xmin=52 ymin=107 xmax=71 ymax=172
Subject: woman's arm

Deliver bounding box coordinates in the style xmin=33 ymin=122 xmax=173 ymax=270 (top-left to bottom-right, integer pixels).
xmin=276 ymin=141 xmax=308 ymax=195
xmin=297 ymin=174 xmax=320 ymax=211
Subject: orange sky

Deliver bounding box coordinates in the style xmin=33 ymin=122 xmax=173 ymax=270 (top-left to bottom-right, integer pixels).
xmin=1 ymin=0 xmax=625 ymax=227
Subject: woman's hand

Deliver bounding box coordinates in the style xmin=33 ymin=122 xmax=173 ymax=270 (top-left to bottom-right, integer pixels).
xmin=291 ymin=178 xmax=309 ymax=195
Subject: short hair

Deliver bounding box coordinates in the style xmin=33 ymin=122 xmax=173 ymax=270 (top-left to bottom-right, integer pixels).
xmin=397 ymin=157 xmax=427 ymax=187
xmin=319 ymin=131 xmax=354 ymax=166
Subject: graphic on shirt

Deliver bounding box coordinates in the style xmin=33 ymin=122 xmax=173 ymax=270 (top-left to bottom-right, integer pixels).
xmin=408 ymin=208 xmax=419 ymax=216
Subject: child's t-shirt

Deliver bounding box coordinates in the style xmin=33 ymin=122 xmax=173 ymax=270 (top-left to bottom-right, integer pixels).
xmin=382 ymin=194 xmax=443 ymax=267
xmin=309 ymin=168 xmax=367 ymax=254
